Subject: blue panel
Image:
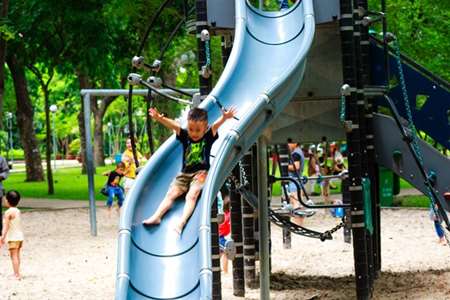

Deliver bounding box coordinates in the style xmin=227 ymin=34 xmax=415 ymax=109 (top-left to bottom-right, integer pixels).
xmin=370 ymin=40 xmax=450 ymax=149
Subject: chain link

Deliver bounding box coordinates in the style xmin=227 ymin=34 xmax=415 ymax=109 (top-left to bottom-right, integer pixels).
xmin=392 ymin=39 xmax=423 ymax=164
xmin=229 ymin=163 xmax=346 ymax=241
xmin=205 ymin=40 xmax=211 ymax=67
xmin=393 ymin=39 xmax=450 ymax=247
xmin=339 ymin=95 xmax=346 ymax=123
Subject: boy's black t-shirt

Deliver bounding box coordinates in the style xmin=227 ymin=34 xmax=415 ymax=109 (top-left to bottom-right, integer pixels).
xmin=177 ymin=128 xmax=218 ymax=173
xmin=107 ymin=170 xmax=123 ymax=187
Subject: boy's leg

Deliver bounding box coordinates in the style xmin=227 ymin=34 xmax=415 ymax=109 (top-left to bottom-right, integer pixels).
xmin=289 ymin=192 xmax=304 ymax=226
xmin=116 ymin=188 xmax=125 ymax=211
xmin=175 ymin=183 xmax=202 ymax=233
xmin=143 ymin=185 xmax=185 ymax=225
xmin=434 ymin=220 xmax=445 ymax=238
xmin=9 ymin=248 xmax=21 ymax=279
xmin=221 ymin=253 xmax=229 ymax=274
xmin=106 ymin=187 xmax=114 ymax=208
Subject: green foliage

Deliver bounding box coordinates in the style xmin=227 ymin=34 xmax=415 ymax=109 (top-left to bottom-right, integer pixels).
xmin=69 ymin=139 xmax=81 ymax=155
xmin=369 ymin=0 xmax=450 ymax=81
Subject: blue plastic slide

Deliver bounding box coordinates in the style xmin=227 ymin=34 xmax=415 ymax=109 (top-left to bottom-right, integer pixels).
xmin=115 ymin=0 xmax=315 ymax=299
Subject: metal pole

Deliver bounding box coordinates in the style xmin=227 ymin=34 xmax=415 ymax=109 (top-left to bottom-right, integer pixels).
xmin=83 ymin=93 xmax=97 ymax=236
xmin=259 ymin=0 xmax=263 ymax=10
xmin=257 ymin=136 xmax=270 ymax=300
xmin=52 ymin=113 xmax=57 ymax=171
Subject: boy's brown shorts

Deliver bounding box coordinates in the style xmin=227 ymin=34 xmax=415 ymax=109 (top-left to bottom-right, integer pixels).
xmin=171 ymin=170 xmax=207 ymax=193
xmin=7 ymin=241 xmax=23 ymax=250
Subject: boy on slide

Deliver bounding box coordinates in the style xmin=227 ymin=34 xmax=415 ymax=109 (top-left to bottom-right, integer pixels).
xmin=143 ymin=106 xmax=236 ymax=235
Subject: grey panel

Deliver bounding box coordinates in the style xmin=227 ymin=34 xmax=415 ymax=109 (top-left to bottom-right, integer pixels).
xmin=373 ymin=113 xmax=450 ymax=211
xmin=313 ymin=0 xmax=340 ymax=24
xmin=207 ymin=0 xmax=235 ymax=29
xmin=269 ymin=99 xmax=345 ymax=143
xmin=294 ymin=22 xmax=343 ymax=99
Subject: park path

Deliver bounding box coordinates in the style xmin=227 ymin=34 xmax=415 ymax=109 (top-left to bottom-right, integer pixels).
xmin=16 ymin=198 xmax=106 ymax=210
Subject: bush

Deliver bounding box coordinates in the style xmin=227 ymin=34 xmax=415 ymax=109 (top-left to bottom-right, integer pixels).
xmin=69 ymin=138 xmax=81 ymax=155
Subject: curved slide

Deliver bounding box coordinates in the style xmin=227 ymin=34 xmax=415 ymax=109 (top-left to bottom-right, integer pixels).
xmin=115 ymin=1 xmax=315 ymax=299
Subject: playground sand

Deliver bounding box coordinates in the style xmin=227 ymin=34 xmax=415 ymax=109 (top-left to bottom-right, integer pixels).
xmin=1 ymin=207 xmax=450 ymax=299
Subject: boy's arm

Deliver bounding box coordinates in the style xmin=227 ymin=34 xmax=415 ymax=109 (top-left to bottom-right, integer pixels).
xmin=149 ymin=107 xmax=181 ymax=135
xmin=212 ymin=107 xmax=236 ymax=136
xmin=0 ymin=212 xmax=11 ymax=246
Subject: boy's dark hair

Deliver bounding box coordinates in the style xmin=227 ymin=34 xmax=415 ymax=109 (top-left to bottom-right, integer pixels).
xmin=287 ymin=137 xmax=299 ymax=146
xmin=116 ymin=162 xmax=126 ymax=169
xmin=188 ymin=108 xmax=208 ymax=122
xmin=6 ymin=190 xmax=21 ymax=207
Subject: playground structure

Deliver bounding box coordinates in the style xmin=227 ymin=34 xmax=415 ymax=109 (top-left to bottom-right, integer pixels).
xmin=89 ymin=0 xmax=450 ymax=299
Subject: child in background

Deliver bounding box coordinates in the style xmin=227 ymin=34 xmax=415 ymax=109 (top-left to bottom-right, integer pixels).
xmin=0 ymin=190 xmax=24 ymax=280
xmin=143 ymin=107 xmax=236 ymax=235
xmin=430 ymin=205 xmax=446 ymax=245
xmin=219 ymin=197 xmax=232 ymax=273
xmin=103 ymin=162 xmax=126 ymax=215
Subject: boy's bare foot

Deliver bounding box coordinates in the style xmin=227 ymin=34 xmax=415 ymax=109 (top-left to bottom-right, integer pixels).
xmin=142 ymin=216 xmax=161 ymax=226
xmin=173 ymin=221 xmax=186 ymax=237
xmin=15 ymin=274 xmax=22 ymax=280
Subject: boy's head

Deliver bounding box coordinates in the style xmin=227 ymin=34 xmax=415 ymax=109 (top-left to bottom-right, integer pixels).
xmin=287 ymin=138 xmax=299 ymax=152
xmin=187 ymin=108 xmax=208 ymax=141
xmin=116 ymin=162 xmax=126 ymax=174
xmin=6 ymin=190 xmax=21 ymax=207
xmin=126 ymin=138 xmax=138 ymax=150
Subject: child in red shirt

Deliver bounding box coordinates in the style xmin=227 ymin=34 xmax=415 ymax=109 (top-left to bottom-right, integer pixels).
xmin=219 ymin=197 xmax=231 ymax=273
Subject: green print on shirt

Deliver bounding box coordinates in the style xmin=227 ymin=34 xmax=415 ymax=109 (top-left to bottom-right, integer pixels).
xmin=185 ymin=140 xmax=206 ymax=166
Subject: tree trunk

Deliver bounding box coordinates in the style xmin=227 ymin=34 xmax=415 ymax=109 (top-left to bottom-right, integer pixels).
xmin=43 ymin=88 xmax=54 ymax=194
xmin=92 ymin=96 xmax=116 ymax=167
xmin=77 ymin=72 xmax=90 ymax=174
xmin=0 ymin=0 xmax=9 ymax=129
xmin=7 ymin=55 xmax=44 ymax=181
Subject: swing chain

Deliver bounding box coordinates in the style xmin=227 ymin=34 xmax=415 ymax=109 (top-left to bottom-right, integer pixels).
xmin=319 ymin=218 xmax=346 ymax=241
xmin=392 ymin=38 xmax=450 ymax=247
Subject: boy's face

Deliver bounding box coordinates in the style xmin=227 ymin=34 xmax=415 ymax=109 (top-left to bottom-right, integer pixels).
xmin=116 ymin=167 xmax=125 ymax=174
xmin=288 ymin=143 xmax=296 ymax=152
xmin=187 ymin=120 xmax=208 ymax=142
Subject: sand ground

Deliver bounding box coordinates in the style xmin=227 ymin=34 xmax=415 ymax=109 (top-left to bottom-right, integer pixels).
xmin=1 ymin=207 xmax=450 ymax=300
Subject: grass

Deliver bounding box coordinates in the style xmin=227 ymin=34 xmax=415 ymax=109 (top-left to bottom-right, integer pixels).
xmin=6 ymin=165 xmax=114 ymax=201
xmin=5 ymin=161 xmax=425 ymax=209
xmin=393 ymin=195 xmax=430 ymax=208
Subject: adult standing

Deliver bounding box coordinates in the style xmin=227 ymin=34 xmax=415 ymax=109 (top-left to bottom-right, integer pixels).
xmin=121 ymin=138 xmax=144 ymax=195
xmin=0 ymin=155 xmax=10 ymax=231
xmin=287 ymin=138 xmax=305 ymax=226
